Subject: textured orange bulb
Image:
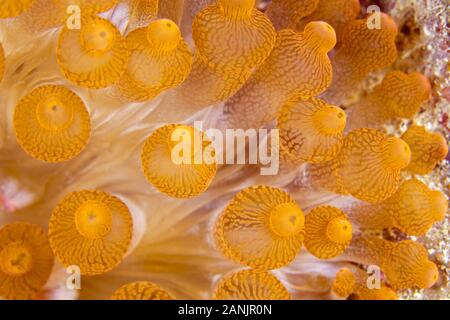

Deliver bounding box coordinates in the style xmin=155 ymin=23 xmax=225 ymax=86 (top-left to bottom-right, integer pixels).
xmin=278 ymin=98 xmax=346 ymax=165
xmin=193 ymin=0 xmax=275 ymax=75
xmin=380 ymin=137 xmax=411 ymax=170
xmin=112 ymin=281 xmax=174 ymax=300
xmin=336 ymin=129 xmax=410 ymax=203
xmin=348 ymin=72 xmax=431 ymax=130
xmin=347 ymin=236 xmax=438 ymax=290
xmin=117 ymin=19 xmax=192 ymax=102
xmin=13 ymin=85 xmax=91 ymax=163
xmin=347 ymin=179 xmax=448 ymax=236
xmin=0 ymin=222 xmax=54 ymax=300
xmin=222 ymin=22 xmax=335 ymax=129
xmin=214 ymin=186 xmax=305 ymax=270
xmin=401 ymin=125 xmax=449 ymax=175
xmin=146 ymin=0 xmax=276 ymax=122
xmin=304 ymin=206 xmax=352 ymax=259
xmin=331 ymin=268 xmax=355 ymax=298
xmin=48 ymin=190 xmax=133 ymax=276
xmin=213 ymin=269 xmax=291 ymax=300
xmin=57 ymin=16 xmax=129 ymax=89
xmin=141 ymin=124 xmax=217 ymax=198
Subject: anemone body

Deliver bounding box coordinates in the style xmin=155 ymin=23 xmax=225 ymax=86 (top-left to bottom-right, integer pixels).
xmin=48 ymin=190 xmax=133 ymax=276
xmin=310 ymin=128 xmax=411 ymax=203
xmin=321 ymin=13 xmax=398 ymax=106
xmin=348 ymin=72 xmax=431 ymax=130
xmin=117 ymin=19 xmax=192 ymax=102
xmin=213 ymin=269 xmax=290 ymax=300
xmin=0 ymin=222 xmax=54 ymax=300
xmin=347 ymin=179 xmax=448 ymax=236
xmin=112 ymin=281 xmax=174 ymax=300
xmin=221 ymin=22 xmax=336 ymax=129
xmin=401 ymin=125 xmax=449 ymax=175
xmin=331 ymin=267 xmax=355 ymax=299
xmin=57 ymin=15 xmax=129 ymax=89
xmin=214 ymin=185 xmax=305 ymax=270
xmin=141 ymin=124 xmax=217 ymax=198
xmin=346 ymin=236 xmax=439 ymax=290
xmin=304 ymin=206 xmax=352 ymax=259
xmin=277 ymin=97 xmax=346 ymax=165
xmin=13 ymin=85 xmax=91 ymax=163
xmin=146 ymin=0 xmax=276 ymax=123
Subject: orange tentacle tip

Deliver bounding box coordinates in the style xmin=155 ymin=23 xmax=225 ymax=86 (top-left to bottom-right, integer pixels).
xmin=116 ymin=19 xmax=193 ymax=102
xmin=0 ymin=222 xmax=54 ymax=300
xmin=384 ymin=179 xmax=447 ymax=236
xmin=348 ymin=71 xmax=431 ymax=130
xmin=57 ymin=15 xmax=129 ymax=89
xmin=13 ymin=85 xmax=91 ymax=163
xmin=111 ymin=281 xmax=174 ymax=300
xmin=141 ymin=124 xmax=217 ymax=198
xmin=214 ymin=185 xmax=305 ymax=270
xmin=382 ymin=240 xmax=439 ymax=290
xmin=192 ymin=0 xmax=276 ymax=75
xmin=402 ymin=124 xmax=449 ymax=175
xmin=305 ymin=206 xmax=352 ymax=259
xmin=335 ymin=128 xmax=411 ymax=203
xmin=278 ymin=97 xmax=346 ymax=165
xmin=48 ymin=190 xmax=133 ymax=276
xmin=213 ymin=269 xmax=291 ymax=300
xmin=331 ymin=267 xmax=355 ymax=298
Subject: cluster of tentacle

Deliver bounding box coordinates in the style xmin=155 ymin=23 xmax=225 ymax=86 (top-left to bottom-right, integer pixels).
xmin=0 ymin=0 xmax=447 ymax=301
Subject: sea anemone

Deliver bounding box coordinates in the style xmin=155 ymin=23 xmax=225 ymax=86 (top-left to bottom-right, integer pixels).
xmin=116 ymin=18 xmax=192 ymax=102
xmin=13 ymin=85 xmax=91 ymax=163
xmin=0 ymin=222 xmax=54 ymax=299
xmin=213 ymin=269 xmax=290 ymax=300
xmin=214 ymin=185 xmax=305 ymax=270
xmin=48 ymin=190 xmax=133 ymax=276
xmin=141 ymin=124 xmax=217 ymax=198
xmin=304 ymin=206 xmax=352 ymax=259
xmin=57 ymin=15 xmax=129 ymax=88
xmin=111 ymin=281 xmax=174 ymax=300
xmin=278 ymin=97 xmax=346 ymax=165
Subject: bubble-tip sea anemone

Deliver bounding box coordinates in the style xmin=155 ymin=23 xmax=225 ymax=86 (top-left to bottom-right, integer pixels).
xmin=48 ymin=190 xmax=133 ymax=276
xmin=13 ymin=85 xmax=91 ymax=163
xmin=213 ymin=269 xmax=290 ymax=300
xmin=111 ymin=281 xmax=174 ymax=300
xmin=214 ymin=185 xmax=305 ymax=270
xmin=0 ymin=222 xmax=54 ymax=300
